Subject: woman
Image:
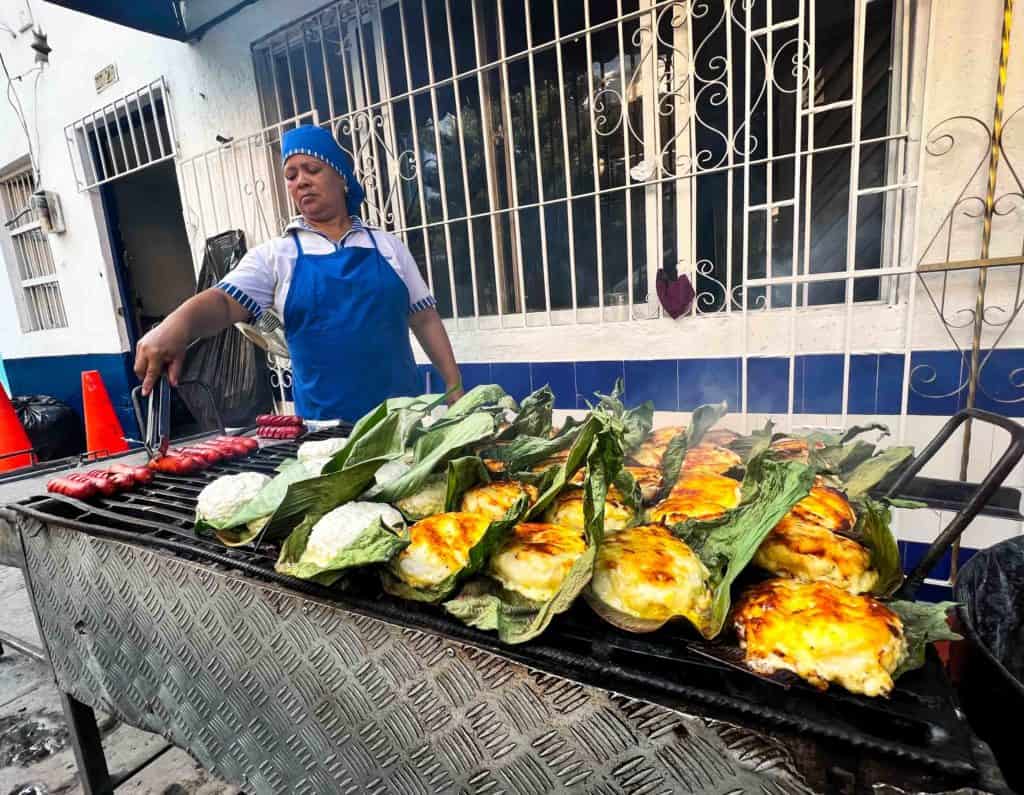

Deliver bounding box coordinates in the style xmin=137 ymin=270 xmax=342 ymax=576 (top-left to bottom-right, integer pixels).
xmin=134 ymin=124 xmax=463 ymax=420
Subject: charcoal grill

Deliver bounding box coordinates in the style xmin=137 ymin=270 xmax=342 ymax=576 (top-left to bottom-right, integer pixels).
xmin=7 ymin=409 xmax=1023 ymax=794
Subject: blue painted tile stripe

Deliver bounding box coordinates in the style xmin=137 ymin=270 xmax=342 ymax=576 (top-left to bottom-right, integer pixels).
xmin=425 ymin=348 xmax=1024 ymax=416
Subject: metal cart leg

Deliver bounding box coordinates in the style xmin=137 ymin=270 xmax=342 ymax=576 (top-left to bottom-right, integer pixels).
xmin=60 ymin=692 xmax=113 ymax=795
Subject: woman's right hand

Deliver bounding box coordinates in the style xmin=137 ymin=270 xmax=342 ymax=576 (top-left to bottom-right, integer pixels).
xmin=134 ymin=318 xmax=191 ymax=395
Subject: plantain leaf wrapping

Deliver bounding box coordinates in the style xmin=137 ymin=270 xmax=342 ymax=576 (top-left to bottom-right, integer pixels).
xmin=444 ymin=417 xmax=622 ymax=642
xmin=729 ymin=420 xmax=775 ymax=464
xmin=381 ymin=494 xmax=529 ymax=603
xmin=501 ymin=386 xmax=554 ymax=439
xmin=658 ymin=401 xmax=729 ymax=498
xmin=843 ymin=446 xmax=914 ymax=499
xmin=195 ymin=459 xmax=313 ymax=545
xmin=275 ymin=515 xmax=408 ymax=586
xmin=444 ymin=456 xmax=491 ymax=512
xmin=374 ymin=413 xmax=498 ymax=502
xmin=676 ymin=455 xmax=815 ymax=637
xmin=845 ymin=497 xmax=903 ymax=596
xmin=889 ymin=600 xmax=961 ymax=678
xmin=262 ymin=456 xmax=387 ymax=539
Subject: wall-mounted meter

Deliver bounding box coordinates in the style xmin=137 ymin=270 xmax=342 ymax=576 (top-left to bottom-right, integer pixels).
xmin=31 ymin=191 xmax=65 ymax=234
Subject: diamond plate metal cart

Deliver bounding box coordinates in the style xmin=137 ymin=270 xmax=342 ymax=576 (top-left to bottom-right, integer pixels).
xmin=8 ymin=410 xmax=1022 ymax=794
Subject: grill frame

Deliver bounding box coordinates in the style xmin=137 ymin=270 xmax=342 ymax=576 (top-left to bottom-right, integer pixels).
xmin=8 ymin=410 xmax=1024 ymax=792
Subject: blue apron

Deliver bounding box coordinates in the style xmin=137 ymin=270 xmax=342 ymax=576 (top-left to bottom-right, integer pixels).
xmin=283 ymin=228 xmax=421 ymax=421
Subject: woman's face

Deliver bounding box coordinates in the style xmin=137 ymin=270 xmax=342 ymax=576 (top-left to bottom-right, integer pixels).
xmin=284 ymin=154 xmax=346 ymax=222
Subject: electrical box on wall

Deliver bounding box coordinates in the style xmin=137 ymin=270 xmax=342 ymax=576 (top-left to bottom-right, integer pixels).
xmin=31 ymin=191 xmax=65 ymax=234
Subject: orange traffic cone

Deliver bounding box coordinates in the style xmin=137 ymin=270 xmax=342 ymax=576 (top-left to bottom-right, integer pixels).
xmin=0 ymin=386 xmax=33 ymax=471
xmin=82 ymin=370 xmax=129 ymax=457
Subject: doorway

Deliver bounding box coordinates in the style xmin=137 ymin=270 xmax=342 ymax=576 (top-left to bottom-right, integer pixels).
xmin=101 ymin=159 xmax=195 ymax=345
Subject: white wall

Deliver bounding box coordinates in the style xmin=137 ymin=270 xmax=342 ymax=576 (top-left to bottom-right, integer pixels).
xmin=0 ymin=0 xmax=330 ymax=361
xmin=0 ymin=0 xmax=1021 ymax=366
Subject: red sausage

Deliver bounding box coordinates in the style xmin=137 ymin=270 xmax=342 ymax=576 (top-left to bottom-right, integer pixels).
xmin=257 ymin=424 xmax=304 ymax=440
xmin=256 ymin=415 xmax=304 ymax=428
xmin=108 ymin=463 xmax=154 ymax=485
xmin=47 ymin=476 xmax=98 ymax=499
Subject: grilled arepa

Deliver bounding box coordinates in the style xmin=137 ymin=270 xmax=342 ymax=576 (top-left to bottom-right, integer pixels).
xmin=681 ymin=443 xmax=742 ymax=476
xmin=543 ymin=485 xmax=635 ymax=532
xmin=753 ymin=484 xmax=875 ymax=593
xmin=650 ymin=473 xmax=741 ymax=525
xmin=391 ymin=512 xmax=492 ymax=588
xmin=488 ymin=522 xmax=587 ymax=602
xmin=769 ymin=437 xmax=826 ymax=463
xmin=461 ymin=480 xmax=539 ymax=522
xmin=589 ymin=524 xmax=712 ymax=632
xmin=629 ymin=426 xmax=685 ymax=468
xmin=733 ymin=579 xmax=907 ymax=697
xmin=569 ymin=465 xmax=663 ymax=504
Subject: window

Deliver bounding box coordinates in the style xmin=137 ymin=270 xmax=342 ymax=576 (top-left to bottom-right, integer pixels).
xmin=0 ymin=168 xmax=68 ymax=331
xmin=249 ymin=0 xmax=910 ymax=324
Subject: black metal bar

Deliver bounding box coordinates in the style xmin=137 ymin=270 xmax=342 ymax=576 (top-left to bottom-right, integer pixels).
xmin=892 ymin=409 xmax=1024 ymax=600
xmin=60 ymin=692 xmax=113 ymax=795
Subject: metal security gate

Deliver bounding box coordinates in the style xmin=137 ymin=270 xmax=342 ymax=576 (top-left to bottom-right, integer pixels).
xmin=248 ymin=0 xmax=917 ymax=331
xmin=174 ymin=1 xmax=1024 ymax=528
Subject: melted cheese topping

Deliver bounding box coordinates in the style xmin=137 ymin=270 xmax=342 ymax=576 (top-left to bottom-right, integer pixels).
xmin=650 ymin=473 xmax=741 ymax=525
xmin=754 ymin=523 xmax=878 ymax=594
xmin=681 ymin=443 xmax=742 ymax=476
xmin=734 ymin=579 xmax=907 ymax=697
xmin=629 ymin=426 xmax=685 ymax=468
xmin=590 ymin=524 xmax=711 ymax=627
xmin=488 ymin=522 xmax=587 ymax=602
xmin=753 ymin=484 xmax=873 ymax=592
xmin=542 ymin=486 xmax=635 ymax=533
xmin=460 ymin=480 xmax=539 ymax=522
xmin=392 ymin=512 xmax=492 ymax=587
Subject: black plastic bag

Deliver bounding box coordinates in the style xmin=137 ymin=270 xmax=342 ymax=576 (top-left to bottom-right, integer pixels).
xmin=178 ymin=230 xmax=274 ymax=429
xmin=954 ymin=536 xmax=1024 ymax=791
xmin=12 ymin=395 xmax=85 ymax=461
xmin=955 ymin=536 xmax=1024 ymax=684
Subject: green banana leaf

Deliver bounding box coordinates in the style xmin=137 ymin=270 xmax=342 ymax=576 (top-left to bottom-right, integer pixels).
xmin=447 ymin=384 xmax=510 ymax=418
xmin=375 ymin=413 xmax=498 ymax=503
xmin=589 ymin=378 xmax=654 ymax=452
xmin=381 ymin=494 xmax=529 ymax=603
xmin=444 ymin=418 xmax=621 ymax=643
xmin=729 ymin=420 xmax=775 ymax=464
xmin=501 ymin=386 xmax=554 ymax=439
xmin=526 ymin=415 xmax=605 ymax=519
xmin=195 ymin=459 xmax=313 ymax=544
xmin=275 ymin=515 xmax=408 ymax=586
xmin=889 ymin=600 xmax=961 ymax=678
xmin=444 ymin=456 xmax=492 ymax=512
xmin=844 ymin=446 xmax=914 ymax=499
xmin=262 ymin=456 xmax=388 ymax=539
xmin=847 ymin=497 xmax=903 ymax=596
xmin=659 ymin=401 xmax=729 ymax=497
xmin=676 ymin=455 xmax=816 ymax=637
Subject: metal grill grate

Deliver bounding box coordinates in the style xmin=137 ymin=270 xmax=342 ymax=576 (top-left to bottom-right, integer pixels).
xmin=10 ymin=424 xmax=995 ymax=781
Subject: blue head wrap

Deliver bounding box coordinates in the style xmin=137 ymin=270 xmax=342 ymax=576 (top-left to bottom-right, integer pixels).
xmin=281 ymin=124 xmax=365 ymax=217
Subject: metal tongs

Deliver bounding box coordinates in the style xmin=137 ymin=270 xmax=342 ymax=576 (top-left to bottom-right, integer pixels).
xmin=130 ymin=376 xmax=171 ymax=460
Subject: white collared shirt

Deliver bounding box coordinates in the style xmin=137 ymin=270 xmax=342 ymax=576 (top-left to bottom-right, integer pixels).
xmin=215 ymin=216 xmax=437 ymax=320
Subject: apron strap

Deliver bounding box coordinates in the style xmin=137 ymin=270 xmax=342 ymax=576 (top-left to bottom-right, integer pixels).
xmin=290 ymin=229 xmax=305 ymax=257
